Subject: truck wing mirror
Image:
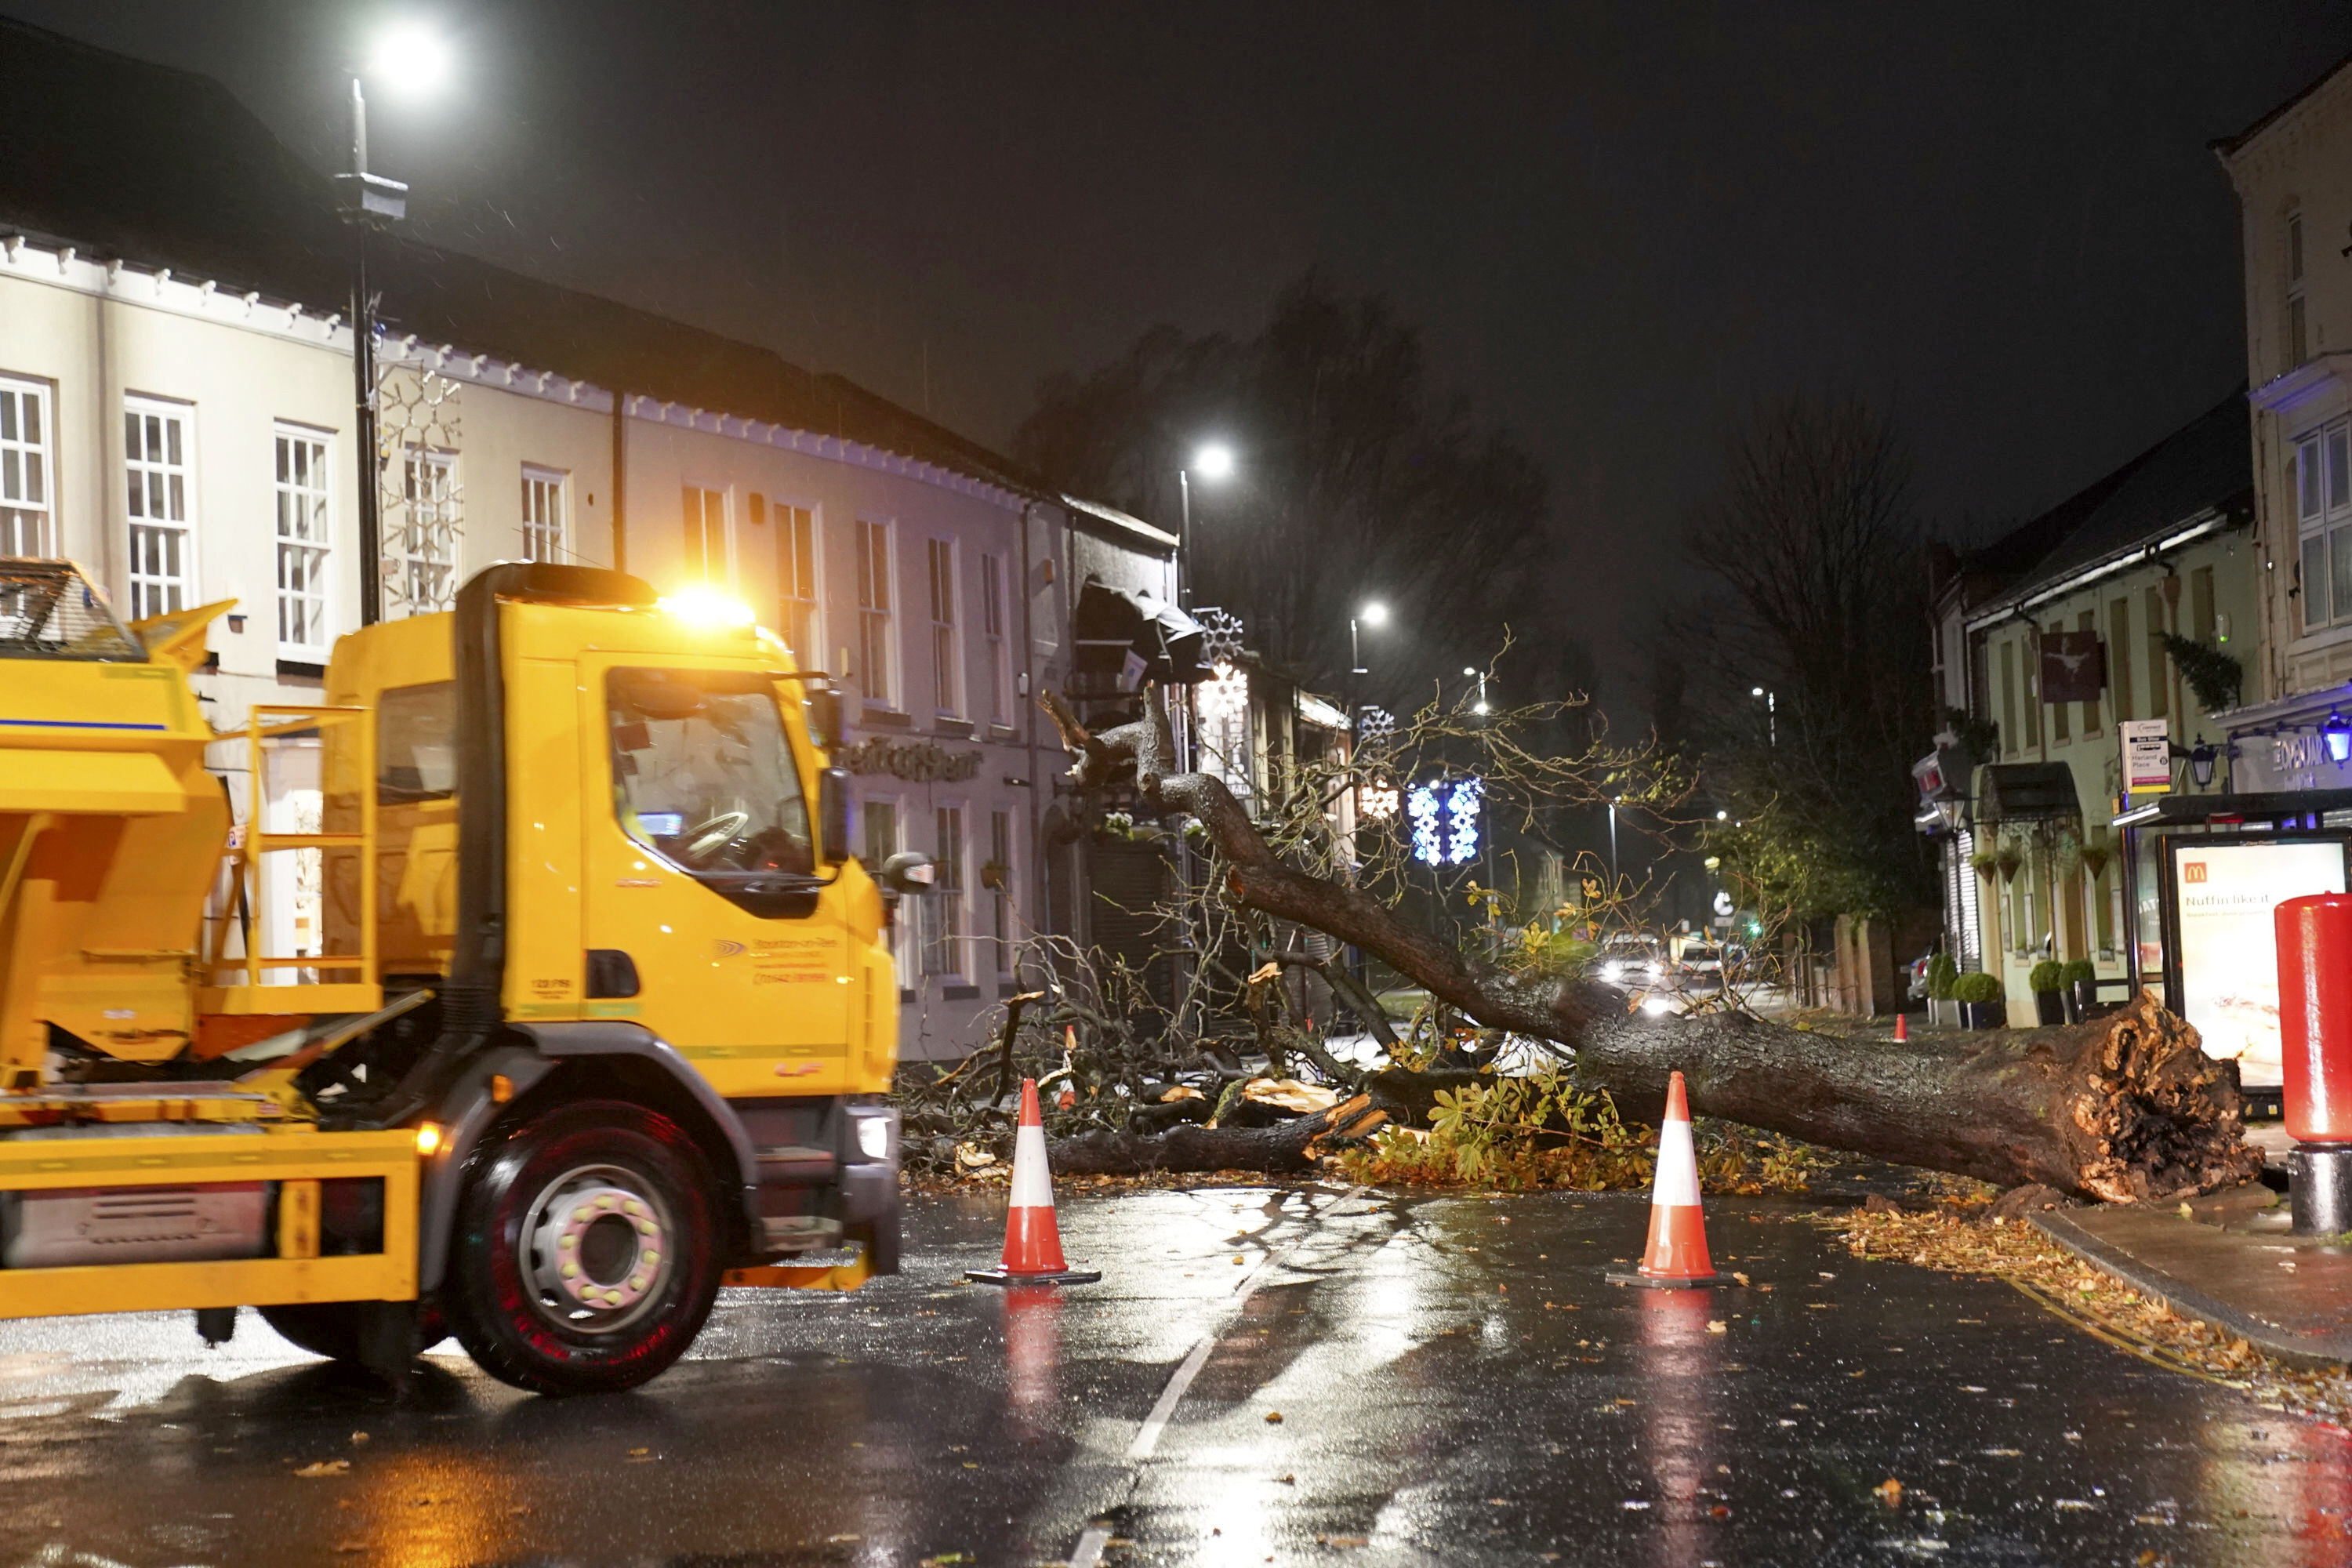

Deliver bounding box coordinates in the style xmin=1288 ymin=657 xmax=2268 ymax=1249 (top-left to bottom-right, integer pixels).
xmin=818 ymin=765 xmax=854 ymax=867
xmin=808 ymin=688 xmax=844 ymax=750
xmin=878 ymin=851 xmax=935 ymax=896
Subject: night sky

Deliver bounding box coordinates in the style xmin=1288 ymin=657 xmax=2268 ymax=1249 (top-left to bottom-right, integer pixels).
xmin=10 ymin=1 xmax=2351 ymax=701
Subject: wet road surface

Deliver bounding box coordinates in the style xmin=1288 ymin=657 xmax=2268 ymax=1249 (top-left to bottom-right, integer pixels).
xmin=1 ymin=1186 xmax=2347 ymax=1566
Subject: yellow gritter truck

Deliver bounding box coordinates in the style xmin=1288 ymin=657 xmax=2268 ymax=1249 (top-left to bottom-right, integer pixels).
xmin=0 ymin=558 xmax=926 ymax=1393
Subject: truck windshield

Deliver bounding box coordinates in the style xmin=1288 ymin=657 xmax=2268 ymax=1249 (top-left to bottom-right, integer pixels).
xmin=607 ymin=669 xmax=814 ymax=899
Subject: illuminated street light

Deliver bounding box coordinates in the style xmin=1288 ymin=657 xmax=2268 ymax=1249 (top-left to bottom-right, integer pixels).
xmin=342 ymin=20 xmax=451 ymax=624
xmin=1192 ymin=442 xmax=1236 ymax=481
xmin=368 ymin=21 xmax=452 ymax=93
xmin=1176 ymin=442 xmax=1236 ymax=605
xmin=1360 ymin=601 xmax=1389 ymax=628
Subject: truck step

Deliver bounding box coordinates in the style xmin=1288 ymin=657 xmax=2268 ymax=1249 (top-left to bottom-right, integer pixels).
xmin=758 ymin=1216 xmax=843 ymax=1254
xmin=753 ymin=1145 xmax=837 ymax=1183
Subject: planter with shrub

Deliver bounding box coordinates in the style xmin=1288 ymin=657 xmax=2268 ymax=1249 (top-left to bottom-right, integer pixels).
xmin=1925 ymin=952 xmax=1959 ymax=1029
xmin=1953 ymin=970 xmax=2006 ymax=1030
xmin=2027 ymin=959 xmax=2067 ymax=1025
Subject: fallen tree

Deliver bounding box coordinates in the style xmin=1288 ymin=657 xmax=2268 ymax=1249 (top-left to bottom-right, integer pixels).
xmin=1041 ymin=689 xmax=2259 ymax=1202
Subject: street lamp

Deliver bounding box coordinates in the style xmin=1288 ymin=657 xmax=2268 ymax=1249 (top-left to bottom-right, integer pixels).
xmin=1607 ymin=796 xmax=1622 ymax=886
xmin=1751 ymin=685 xmax=1777 ymax=748
xmin=1352 ymin=601 xmax=1388 ymax=674
xmin=1175 ymin=442 xmax=1234 ymax=606
xmin=340 ymin=21 xmax=449 ymax=626
xmin=1465 ymin=666 xmax=1490 ymax=716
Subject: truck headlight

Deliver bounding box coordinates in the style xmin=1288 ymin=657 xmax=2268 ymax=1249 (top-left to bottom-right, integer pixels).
xmin=855 ymin=1116 xmax=891 ymax=1160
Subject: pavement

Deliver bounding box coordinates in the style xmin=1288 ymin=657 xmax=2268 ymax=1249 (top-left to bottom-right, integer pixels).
xmin=2036 ymin=1174 xmax=2352 ymax=1368
xmin=2 ymin=1184 xmax=2349 ymax=1566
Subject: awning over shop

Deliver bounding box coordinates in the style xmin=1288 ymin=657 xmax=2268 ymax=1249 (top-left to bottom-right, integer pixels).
xmin=1975 ymin=762 xmax=2081 ymax=823
xmin=1070 ymin=576 xmax=1214 ymax=686
xmin=2112 ymin=789 xmax=2352 ymax=829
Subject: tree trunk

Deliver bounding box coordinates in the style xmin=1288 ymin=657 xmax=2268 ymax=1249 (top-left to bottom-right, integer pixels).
xmin=1040 ymin=690 xmax=2260 ymax=1202
xmin=1051 ymin=1095 xmax=1388 ymax=1175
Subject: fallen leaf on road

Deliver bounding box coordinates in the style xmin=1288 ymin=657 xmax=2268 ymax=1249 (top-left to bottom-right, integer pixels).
xmin=1314 ymin=1536 xmax=1370 ymax=1547
xmin=1276 ymin=1474 xmax=1295 ymax=1484
xmin=1707 ymin=1320 xmax=1727 ymax=1334
xmin=1874 ymin=1479 xmax=1903 ymax=1506
xmin=1732 ymin=1272 xmax=1751 ymax=1286
xmin=827 ymin=1534 xmax=861 ymax=1544
xmin=1621 ymin=1500 xmax=1650 ymax=1511
xmin=2054 ymin=1499 xmax=2093 ymax=1511
xmin=294 ymin=1460 xmax=351 ymax=1478
xmin=1980 ymin=1448 xmax=2021 ymax=1457
xmin=1264 ymin=1410 xmax=1284 ymax=1424
xmin=350 ymin=1432 xmax=368 ymax=1445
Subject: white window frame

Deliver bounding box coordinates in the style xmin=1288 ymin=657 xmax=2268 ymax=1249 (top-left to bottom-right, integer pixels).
xmin=927 ymin=537 xmax=960 ymax=718
xmin=391 ymin=445 xmax=460 ymax=618
xmin=274 ymin=423 xmax=333 ymax=659
xmin=988 ymin=807 xmax=1015 ymax=975
xmin=981 ymin=552 xmax=1011 ymax=726
xmin=855 ymin=517 xmax=896 ymax=709
xmin=924 ymin=800 xmax=967 ymax=978
xmin=124 ymin=394 xmax=197 ymax=620
xmin=683 ymin=483 xmax=732 ymax=586
xmin=2296 ymin=419 xmax=2352 ymax=636
xmin=0 ymin=373 xmax=54 ymax=558
xmin=773 ymin=502 xmax=820 ymax=662
xmin=521 ymin=463 xmax=568 ymax=564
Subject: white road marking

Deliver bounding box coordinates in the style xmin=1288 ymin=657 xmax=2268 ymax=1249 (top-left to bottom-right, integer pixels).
xmin=1067 ymin=1185 xmax=1375 ymax=1567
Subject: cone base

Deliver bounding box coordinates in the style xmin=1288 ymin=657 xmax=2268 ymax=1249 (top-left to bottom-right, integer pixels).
xmin=1606 ymin=1269 xmax=1724 ymax=1290
xmin=966 ymin=1266 xmax=1102 ymax=1287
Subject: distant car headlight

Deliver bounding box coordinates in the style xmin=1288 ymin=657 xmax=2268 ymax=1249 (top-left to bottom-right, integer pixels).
xmin=1645 ymin=960 xmax=1663 ymax=977
xmin=855 ymin=1116 xmax=892 ymax=1160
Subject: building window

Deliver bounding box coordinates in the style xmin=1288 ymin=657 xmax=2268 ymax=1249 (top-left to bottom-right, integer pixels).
xmin=864 ymin=797 xmax=902 ymax=972
xmin=2075 ymin=609 xmax=2100 ymax=737
xmin=982 ymin=553 xmax=1011 ymax=725
xmin=924 ymin=804 xmax=965 ymax=977
xmin=683 ymin=485 xmax=729 ymax=584
xmin=2143 ymin=584 xmax=2170 ymax=717
xmin=2107 ymin=596 xmax=2133 ymax=721
xmin=989 ymin=808 xmax=1014 ymax=975
xmin=397 ymin=448 xmax=459 ymax=615
xmin=274 ymin=426 xmax=332 ymax=656
xmin=855 ymin=519 xmax=895 ymax=707
xmin=2288 ymin=210 xmax=2309 ymax=369
xmin=1999 ymin=640 xmax=2019 ymax=759
xmin=927 ymin=538 xmax=960 ymax=717
xmin=124 ymin=397 xmax=194 ymax=619
xmin=0 ymin=375 xmax=53 ymax=557
xmin=2295 ymin=422 xmax=2352 ymax=635
xmin=2045 ymin=622 xmax=2068 ymax=744
xmin=774 ymin=503 xmax=818 ymax=661
xmin=521 ymin=464 xmax=567 ymax=563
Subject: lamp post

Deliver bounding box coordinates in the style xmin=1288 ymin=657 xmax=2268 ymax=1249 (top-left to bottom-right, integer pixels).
xmin=1607 ymin=796 xmax=1621 ymax=887
xmin=1751 ymin=685 xmax=1776 ymax=748
xmin=1175 ymin=441 xmax=1234 ymax=607
xmin=1465 ymin=666 xmax=1490 ymax=716
xmin=338 ymin=24 xmax=448 ymax=626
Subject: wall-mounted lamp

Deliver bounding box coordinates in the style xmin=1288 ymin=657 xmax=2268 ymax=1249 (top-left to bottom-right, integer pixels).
xmin=2190 ymin=743 xmax=2220 ymax=789
xmin=2325 ymin=711 xmax=2352 ymax=766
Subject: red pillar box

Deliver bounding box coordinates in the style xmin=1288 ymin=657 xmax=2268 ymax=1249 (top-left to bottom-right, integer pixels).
xmin=2274 ymin=894 xmax=2352 ymax=1235
xmin=2277 ymin=894 xmax=2352 ymax=1142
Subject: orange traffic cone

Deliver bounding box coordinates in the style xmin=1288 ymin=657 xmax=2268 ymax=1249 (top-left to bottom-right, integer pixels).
xmin=967 ymin=1079 xmax=1102 ymax=1287
xmin=1894 ymin=1013 xmax=1908 ymax=1042
xmin=1607 ymin=1070 xmax=1722 ymax=1289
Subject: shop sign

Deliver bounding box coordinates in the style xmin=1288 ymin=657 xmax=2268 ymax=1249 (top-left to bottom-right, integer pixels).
xmin=837 ymin=737 xmax=982 ymax=782
xmin=2172 ymin=840 xmax=2348 ymax=1088
xmin=2121 ymin=718 xmax=2171 ymax=794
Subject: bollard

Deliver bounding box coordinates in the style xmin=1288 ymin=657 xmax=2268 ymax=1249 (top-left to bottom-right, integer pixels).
xmin=2274 ymin=894 xmax=2352 ymax=1233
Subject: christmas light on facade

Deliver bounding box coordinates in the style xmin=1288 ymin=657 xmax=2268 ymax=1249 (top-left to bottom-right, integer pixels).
xmin=1360 ymin=777 xmax=1400 ymax=821
xmin=1446 ymin=775 xmax=1483 ymax=864
xmin=1407 ymin=782 xmax=1444 ymax=866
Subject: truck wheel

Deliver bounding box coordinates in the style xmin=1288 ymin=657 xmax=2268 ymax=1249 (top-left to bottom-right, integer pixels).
xmin=848 ymin=1206 xmax=901 ymax=1275
xmin=445 ymin=1099 xmax=723 ymax=1396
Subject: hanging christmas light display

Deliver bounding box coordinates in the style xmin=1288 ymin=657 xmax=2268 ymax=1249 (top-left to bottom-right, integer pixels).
xmin=1446 ymin=775 xmax=1483 ymax=864
xmin=1359 ymin=777 xmax=1400 ymax=821
xmin=1407 ymin=782 xmax=1444 ymax=866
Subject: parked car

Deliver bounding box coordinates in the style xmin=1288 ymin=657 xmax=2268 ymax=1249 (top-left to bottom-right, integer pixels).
xmin=1676 ymin=940 xmax=1727 ymax=989
xmin=1596 ymin=933 xmax=1666 ymax=987
xmin=1906 ymin=949 xmax=1936 ymax=1003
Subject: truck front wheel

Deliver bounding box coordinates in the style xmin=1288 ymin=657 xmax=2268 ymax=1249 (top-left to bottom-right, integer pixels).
xmin=445 ymin=1100 xmax=723 ymax=1395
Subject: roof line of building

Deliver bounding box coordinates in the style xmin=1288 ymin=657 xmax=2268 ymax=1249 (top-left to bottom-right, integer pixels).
xmin=1060 ymin=494 xmax=1180 ymax=550
xmin=1961 ymin=507 xmax=2240 ymax=633
xmin=2212 ymin=47 xmax=2352 ymax=158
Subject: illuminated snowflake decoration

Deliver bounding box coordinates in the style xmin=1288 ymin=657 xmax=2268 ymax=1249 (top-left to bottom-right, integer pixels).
xmin=1444 ymin=775 xmax=1484 ymax=865
xmin=1196 ymin=606 xmax=1247 ymax=666
xmin=1355 ymin=705 xmax=1398 ymax=746
xmin=1359 ymin=777 xmax=1400 ymax=821
xmin=1406 ymin=782 xmax=1444 ymax=866
xmin=1196 ymin=662 xmax=1249 ymax=725
xmin=374 ymin=347 xmax=466 ymax=620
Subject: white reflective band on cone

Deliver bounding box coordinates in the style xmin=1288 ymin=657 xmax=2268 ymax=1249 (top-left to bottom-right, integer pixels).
xmin=1652 ymin=1113 xmax=1700 ymax=1208
xmin=1010 ymin=1121 xmax=1055 ymax=1208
